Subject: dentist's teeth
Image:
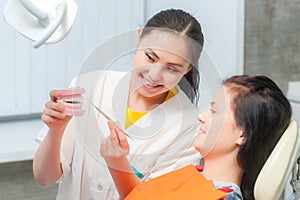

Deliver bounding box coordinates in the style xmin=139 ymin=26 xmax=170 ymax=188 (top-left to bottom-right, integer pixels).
xmin=143 ymin=78 xmax=150 ymax=85
xmin=143 ymin=78 xmax=158 ymax=87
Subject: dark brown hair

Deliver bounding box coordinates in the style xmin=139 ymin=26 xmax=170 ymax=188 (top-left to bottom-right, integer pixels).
xmin=224 ymin=75 xmax=292 ymax=200
xmin=141 ymin=9 xmax=204 ymax=104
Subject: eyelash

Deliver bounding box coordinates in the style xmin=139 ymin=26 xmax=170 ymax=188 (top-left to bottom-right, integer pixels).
xmin=145 ymin=51 xmax=179 ymax=73
xmin=209 ymin=108 xmax=216 ymax=113
xmin=145 ymin=52 xmax=155 ymax=62
xmin=166 ymin=66 xmax=179 ymax=73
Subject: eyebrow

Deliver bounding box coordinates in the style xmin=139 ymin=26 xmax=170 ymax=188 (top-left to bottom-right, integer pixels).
xmin=211 ymin=101 xmax=224 ymax=111
xmin=210 ymin=101 xmax=218 ymax=107
xmin=147 ymin=48 xmax=185 ymax=68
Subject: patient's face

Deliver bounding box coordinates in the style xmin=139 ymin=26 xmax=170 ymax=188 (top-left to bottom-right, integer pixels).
xmin=194 ymin=86 xmax=243 ymax=158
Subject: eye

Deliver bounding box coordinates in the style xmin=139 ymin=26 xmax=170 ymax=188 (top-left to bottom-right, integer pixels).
xmin=209 ymin=106 xmax=216 ymax=113
xmin=145 ymin=52 xmax=155 ymax=62
xmin=166 ymin=66 xmax=179 ymax=73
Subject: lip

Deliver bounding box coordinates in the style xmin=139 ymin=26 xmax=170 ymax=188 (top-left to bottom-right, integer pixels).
xmin=199 ymin=128 xmax=206 ymax=135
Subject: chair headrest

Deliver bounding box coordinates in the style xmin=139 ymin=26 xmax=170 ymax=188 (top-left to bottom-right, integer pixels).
xmin=254 ymin=120 xmax=299 ymax=200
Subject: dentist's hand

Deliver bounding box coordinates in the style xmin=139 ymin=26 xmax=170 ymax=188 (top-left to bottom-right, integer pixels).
xmin=35 ymin=89 xmax=80 ymax=186
xmin=41 ymin=90 xmax=72 ymax=133
xmin=100 ymin=121 xmax=140 ymax=199
xmin=100 ymin=120 xmax=130 ymax=161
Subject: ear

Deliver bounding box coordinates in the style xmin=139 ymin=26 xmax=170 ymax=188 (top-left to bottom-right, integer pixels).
xmin=236 ymin=128 xmax=245 ymax=146
xmin=136 ymin=28 xmax=143 ymax=48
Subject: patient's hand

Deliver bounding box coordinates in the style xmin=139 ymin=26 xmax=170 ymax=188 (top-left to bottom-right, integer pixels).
xmin=100 ymin=120 xmax=130 ymax=161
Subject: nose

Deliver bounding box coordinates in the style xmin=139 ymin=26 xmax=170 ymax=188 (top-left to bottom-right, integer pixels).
xmin=148 ymin=65 xmax=163 ymax=82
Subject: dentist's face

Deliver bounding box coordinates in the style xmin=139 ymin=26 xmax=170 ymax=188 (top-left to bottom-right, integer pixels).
xmin=130 ymin=30 xmax=191 ymax=99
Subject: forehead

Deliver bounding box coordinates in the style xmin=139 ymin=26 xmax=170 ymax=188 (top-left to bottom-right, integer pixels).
xmin=212 ymin=86 xmax=233 ymax=111
xmin=138 ymin=30 xmax=191 ymax=62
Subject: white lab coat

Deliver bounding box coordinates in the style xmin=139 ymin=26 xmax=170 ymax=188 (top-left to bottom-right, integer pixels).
xmin=36 ymin=70 xmax=201 ymax=200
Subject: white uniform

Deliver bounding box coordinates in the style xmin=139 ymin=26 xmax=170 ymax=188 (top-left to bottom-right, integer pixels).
xmin=36 ymin=70 xmax=201 ymax=200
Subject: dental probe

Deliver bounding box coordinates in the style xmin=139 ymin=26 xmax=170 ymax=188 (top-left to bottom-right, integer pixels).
xmin=84 ymin=99 xmax=135 ymax=142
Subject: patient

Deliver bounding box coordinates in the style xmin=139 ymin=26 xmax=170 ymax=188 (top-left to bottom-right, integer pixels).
xmin=100 ymin=75 xmax=292 ymax=200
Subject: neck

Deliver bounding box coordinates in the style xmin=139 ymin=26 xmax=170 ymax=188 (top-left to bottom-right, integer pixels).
xmin=128 ymin=91 xmax=168 ymax=112
xmin=202 ymin=152 xmax=243 ymax=187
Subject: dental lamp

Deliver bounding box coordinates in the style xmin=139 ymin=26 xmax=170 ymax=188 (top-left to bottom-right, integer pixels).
xmin=3 ymin=0 xmax=78 ymax=48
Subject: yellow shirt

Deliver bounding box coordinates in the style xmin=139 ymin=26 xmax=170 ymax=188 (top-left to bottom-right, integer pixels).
xmin=125 ymin=89 xmax=177 ymax=128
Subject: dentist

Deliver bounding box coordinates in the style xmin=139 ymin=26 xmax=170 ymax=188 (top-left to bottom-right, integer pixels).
xmin=33 ymin=8 xmax=204 ymax=200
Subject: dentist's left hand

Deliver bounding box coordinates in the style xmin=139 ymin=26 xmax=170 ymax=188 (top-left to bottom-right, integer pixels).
xmin=100 ymin=120 xmax=130 ymax=160
xmin=101 ymin=121 xmax=141 ymax=199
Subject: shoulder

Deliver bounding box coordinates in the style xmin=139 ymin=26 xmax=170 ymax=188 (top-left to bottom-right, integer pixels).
xmin=214 ymin=182 xmax=243 ymax=200
xmin=195 ymin=167 xmax=243 ymax=200
xmin=68 ymin=70 xmax=129 ymax=93
xmin=71 ymin=70 xmax=127 ymax=83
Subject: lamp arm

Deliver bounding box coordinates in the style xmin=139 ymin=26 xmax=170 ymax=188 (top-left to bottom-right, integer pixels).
xmin=32 ymin=1 xmax=67 ymax=48
xmin=19 ymin=0 xmax=49 ymax=22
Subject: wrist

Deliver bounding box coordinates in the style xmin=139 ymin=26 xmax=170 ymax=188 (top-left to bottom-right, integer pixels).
xmin=48 ymin=127 xmax=65 ymax=139
xmin=105 ymin=157 xmax=132 ymax=174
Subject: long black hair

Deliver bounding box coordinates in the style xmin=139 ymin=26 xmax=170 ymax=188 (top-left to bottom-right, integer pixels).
xmin=223 ymin=75 xmax=292 ymax=200
xmin=141 ymin=9 xmax=204 ymax=104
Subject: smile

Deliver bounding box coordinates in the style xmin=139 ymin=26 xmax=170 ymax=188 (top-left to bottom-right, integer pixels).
xmin=141 ymin=74 xmax=162 ymax=89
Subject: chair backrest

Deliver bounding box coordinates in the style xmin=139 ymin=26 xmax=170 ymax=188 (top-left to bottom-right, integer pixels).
xmin=254 ymin=120 xmax=299 ymax=200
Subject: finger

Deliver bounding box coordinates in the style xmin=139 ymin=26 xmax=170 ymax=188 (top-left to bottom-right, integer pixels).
xmin=41 ymin=114 xmax=65 ymax=125
xmin=100 ymin=139 xmax=108 ymax=157
xmin=45 ymin=100 xmax=65 ymax=113
xmin=43 ymin=107 xmax=66 ymax=119
xmin=108 ymin=120 xmax=120 ymax=146
xmin=49 ymin=90 xmax=62 ymax=102
xmin=115 ymin=122 xmax=129 ymax=152
xmin=105 ymin=137 xmax=120 ymax=158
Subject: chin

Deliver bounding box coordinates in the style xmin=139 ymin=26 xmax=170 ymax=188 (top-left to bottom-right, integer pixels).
xmin=138 ymin=90 xmax=158 ymax=98
xmin=193 ymin=142 xmax=201 ymax=152
xmin=139 ymin=88 xmax=167 ymax=99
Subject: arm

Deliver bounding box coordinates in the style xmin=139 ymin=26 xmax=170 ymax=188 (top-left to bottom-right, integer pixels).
xmin=33 ymin=90 xmax=72 ymax=186
xmin=100 ymin=121 xmax=142 ymax=199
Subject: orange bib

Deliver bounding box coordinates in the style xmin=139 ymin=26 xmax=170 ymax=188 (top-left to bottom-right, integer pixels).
xmin=125 ymin=165 xmax=227 ymax=200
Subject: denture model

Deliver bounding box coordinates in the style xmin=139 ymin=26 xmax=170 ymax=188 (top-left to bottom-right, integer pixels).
xmin=57 ymin=87 xmax=85 ymax=116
